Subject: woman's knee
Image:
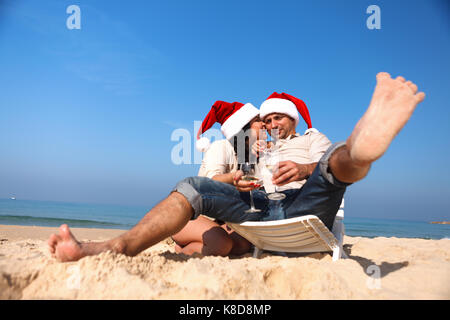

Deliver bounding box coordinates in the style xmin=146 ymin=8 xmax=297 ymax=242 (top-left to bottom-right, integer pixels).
xmin=230 ymin=236 xmax=252 ymax=256
xmin=202 ymin=227 xmax=233 ymax=256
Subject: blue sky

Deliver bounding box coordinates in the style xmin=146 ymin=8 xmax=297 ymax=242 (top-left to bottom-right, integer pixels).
xmin=0 ymin=0 xmax=449 ymax=221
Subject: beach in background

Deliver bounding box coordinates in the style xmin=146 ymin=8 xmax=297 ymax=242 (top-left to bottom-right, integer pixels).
xmin=1 ymin=0 xmax=449 ymax=301
xmin=0 ymin=198 xmax=449 ymax=300
xmin=1 ymin=224 xmax=449 ymax=299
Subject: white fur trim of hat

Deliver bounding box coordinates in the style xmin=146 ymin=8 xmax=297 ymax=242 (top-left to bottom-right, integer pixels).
xmin=259 ymin=98 xmax=300 ymax=125
xmin=221 ymin=103 xmax=260 ymax=140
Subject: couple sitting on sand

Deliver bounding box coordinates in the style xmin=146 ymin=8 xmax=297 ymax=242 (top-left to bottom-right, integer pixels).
xmin=48 ymin=72 xmax=426 ymax=262
xmin=172 ymin=92 xmax=334 ymax=256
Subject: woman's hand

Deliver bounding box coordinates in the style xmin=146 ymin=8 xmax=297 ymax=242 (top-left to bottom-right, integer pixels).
xmin=233 ymin=170 xmax=261 ymax=192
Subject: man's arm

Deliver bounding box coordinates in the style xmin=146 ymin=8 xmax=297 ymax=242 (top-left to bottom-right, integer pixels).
xmin=271 ymin=131 xmax=330 ymax=186
xmin=272 ymin=161 xmax=317 ymax=186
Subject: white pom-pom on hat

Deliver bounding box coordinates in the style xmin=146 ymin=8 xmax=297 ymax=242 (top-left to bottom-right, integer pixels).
xmin=196 ymin=136 xmax=211 ymax=152
xmin=196 ymin=100 xmax=259 ymax=152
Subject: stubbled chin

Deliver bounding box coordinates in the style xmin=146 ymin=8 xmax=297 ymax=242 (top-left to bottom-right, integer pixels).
xmin=277 ymin=130 xmax=288 ymax=139
xmin=269 ymin=129 xmax=283 ymax=139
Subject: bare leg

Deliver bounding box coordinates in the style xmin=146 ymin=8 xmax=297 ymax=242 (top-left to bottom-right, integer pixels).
xmin=48 ymin=192 xmax=193 ymax=262
xmin=221 ymin=224 xmax=252 ymax=256
xmin=172 ymin=216 xmax=233 ymax=256
xmin=330 ymin=72 xmax=425 ymax=183
xmin=174 ymin=242 xmax=203 ymax=255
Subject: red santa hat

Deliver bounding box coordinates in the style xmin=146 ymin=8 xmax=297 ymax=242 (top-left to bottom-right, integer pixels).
xmin=196 ymin=100 xmax=259 ymax=152
xmin=259 ymin=92 xmax=318 ymax=134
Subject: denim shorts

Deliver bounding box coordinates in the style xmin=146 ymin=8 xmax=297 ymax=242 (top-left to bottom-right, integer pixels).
xmin=173 ymin=141 xmax=350 ymax=231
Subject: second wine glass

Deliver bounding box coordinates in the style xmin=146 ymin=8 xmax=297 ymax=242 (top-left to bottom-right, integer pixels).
xmin=262 ymin=148 xmax=286 ymax=200
xmin=241 ymin=162 xmax=262 ymax=213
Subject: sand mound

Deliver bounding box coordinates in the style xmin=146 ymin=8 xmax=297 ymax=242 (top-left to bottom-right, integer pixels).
xmin=0 ymin=229 xmax=449 ymax=299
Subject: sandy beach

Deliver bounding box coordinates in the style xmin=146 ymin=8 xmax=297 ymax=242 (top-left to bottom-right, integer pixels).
xmin=0 ymin=224 xmax=449 ymax=300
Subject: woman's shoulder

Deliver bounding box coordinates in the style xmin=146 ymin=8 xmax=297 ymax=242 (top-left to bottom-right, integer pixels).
xmin=199 ymin=139 xmax=237 ymax=177
xmin=202 ymin=139 xmax=235 ymax=162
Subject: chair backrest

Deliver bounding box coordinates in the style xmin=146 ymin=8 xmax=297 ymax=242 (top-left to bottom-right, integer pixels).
xmin=228 ymin=198 xmax=346 ymax=258
xmin=228 ymin=215 xmax=338 ymax=254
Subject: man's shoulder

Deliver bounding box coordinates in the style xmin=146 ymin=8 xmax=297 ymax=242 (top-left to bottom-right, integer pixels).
xmin=303 ymin=129 xmax=330 ymax=140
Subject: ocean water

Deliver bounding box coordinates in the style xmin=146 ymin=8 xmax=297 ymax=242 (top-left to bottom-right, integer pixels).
xmin=0 ymin=198 xmax=449 ymax=240
xmin=0 ymin=198 xmax=147 ymax=230
xmin=343 ymin=217 xmax=449 ymax=240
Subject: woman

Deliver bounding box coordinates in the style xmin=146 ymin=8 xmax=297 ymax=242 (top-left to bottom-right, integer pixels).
xmin=172 ymin=100 xmax=265 ymax=256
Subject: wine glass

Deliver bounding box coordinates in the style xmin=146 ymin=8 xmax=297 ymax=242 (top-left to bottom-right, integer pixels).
xmin=262 ymin=148 xmax=286 ymax=200
xmin=241 ymin=162 xmax=262 ymax=213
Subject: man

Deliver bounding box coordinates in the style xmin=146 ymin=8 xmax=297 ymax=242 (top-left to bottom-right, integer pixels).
xmin=48 ymin=72 xmax=425 ymax=262
xmin=248 ymin=90 xmax=338 ymax=226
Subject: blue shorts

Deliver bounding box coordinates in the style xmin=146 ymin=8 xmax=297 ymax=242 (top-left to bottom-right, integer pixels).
xmin=173 ymin=142 xmax=350 ymax=231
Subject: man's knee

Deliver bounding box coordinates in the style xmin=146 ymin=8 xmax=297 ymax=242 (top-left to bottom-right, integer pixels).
xmin=177 ymin=176 xmax=208 ymax=189
xmin=173 ymin=176 xmax=207 ymax=220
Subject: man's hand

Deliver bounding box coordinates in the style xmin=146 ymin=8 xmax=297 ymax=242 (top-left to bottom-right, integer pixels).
xmin=272 ymin=161 xmax=317 ymax=186
xmin=233 ymin=170 xmax=261 ymax=192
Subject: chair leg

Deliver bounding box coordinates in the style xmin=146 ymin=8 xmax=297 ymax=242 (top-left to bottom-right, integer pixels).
xmin=253 ymin=247 xmax=262 ymax=258
xmin=332 ymin=245 xmax=348 ymax=261
xmin=332 ymin=246 xmax=341 ymax=261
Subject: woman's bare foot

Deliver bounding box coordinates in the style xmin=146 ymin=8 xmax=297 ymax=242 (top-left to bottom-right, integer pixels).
xmin=47 ymin=224 xmax=85 ymax=262
xmin=347 ymin=72 xmax=425 ymax=165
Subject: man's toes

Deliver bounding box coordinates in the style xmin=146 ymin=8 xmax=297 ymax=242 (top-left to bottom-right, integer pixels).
xmin=396 ymin=76 xmax=406 ymax=83
xmin=60 ymin=224 xmax=74 ymax=240
xmin=407 ymin=82 xmax=418 ymax=94
xmin=60 ymin=224 xmax=69 ymax=234
xmin=376 ymin=72 xmax=391 ymax=81
xmin=47 ymin=235 xmax=55 ymax=246
xmin=415 ymin=92 xmax=426 ymax=103
xmin=47 ymin=233 xmax=60 ymax=246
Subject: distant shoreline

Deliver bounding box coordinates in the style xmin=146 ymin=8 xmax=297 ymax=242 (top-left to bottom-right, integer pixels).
xmin=2 ymin=197 xmax=449 ymax=239
xmin=0 ymin=224 xmax=127 ymax=241
xmin=430 ymin=221 xmax=450 ymax=225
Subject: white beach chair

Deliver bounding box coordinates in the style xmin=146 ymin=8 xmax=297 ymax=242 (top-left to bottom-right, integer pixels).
xmin=227 ymin=199 xmax=347 ymax=261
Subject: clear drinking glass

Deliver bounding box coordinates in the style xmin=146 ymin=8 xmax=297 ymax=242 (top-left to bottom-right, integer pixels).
xmin=262 ymin=148 xmax=286 ymax=200
xmin=241 ymin=162 xmax=262 ymax=213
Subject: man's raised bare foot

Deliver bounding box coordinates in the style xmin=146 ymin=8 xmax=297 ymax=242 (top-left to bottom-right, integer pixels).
xmin=347 ymin=72 xmax=425 ymax=165
xmin=47 ymin=224 xmax=85 ymax=262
